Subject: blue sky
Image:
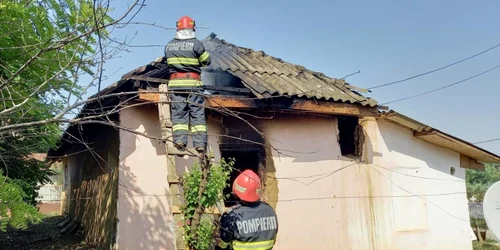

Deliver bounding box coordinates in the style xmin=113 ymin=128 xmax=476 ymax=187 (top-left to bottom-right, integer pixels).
xmin=92 ymin=0 xmax=500 ymax=154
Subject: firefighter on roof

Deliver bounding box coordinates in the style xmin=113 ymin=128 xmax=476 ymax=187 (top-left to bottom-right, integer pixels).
xmin=216 ymin=169 xmax=279 ymax=250
xmin=165 ymin=16 xmax=211 ymax=153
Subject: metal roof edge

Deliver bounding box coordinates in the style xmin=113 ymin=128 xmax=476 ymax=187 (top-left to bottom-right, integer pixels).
xmin=379 ymin=110 xmax=500 ymax=164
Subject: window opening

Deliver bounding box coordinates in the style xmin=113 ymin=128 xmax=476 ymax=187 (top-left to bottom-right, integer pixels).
xmin=220 ymin=147 xmax=262 ymax=207
xmin=337 ymin=116 xmax=362 ymax=157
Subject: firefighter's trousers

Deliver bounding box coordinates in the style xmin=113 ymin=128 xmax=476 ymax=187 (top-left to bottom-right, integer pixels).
xmin=169 ymin=88 xmax=207 ymax=149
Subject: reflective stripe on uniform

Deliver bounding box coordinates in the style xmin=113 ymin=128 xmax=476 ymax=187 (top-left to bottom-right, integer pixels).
xmin=168 ymin=79 xmax=202 ymax=87
xmin=191 ymin=125 xmax=207 ymax=133
xmin=199 ymin=51 xmax=210 ymax=62
xmin=172 ymin=124 xmax=189 ymax=131
xmin=232 ymin=240 xmax=275 ymax=250
xmin=218 ymin=240 xmax=230 ymax=249
xmin=167 ymin=57 xmax=200 ymax=65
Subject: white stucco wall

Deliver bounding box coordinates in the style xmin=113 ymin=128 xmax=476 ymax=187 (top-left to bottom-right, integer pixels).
xmin=263 ymin=114 xmax=472 ymax=250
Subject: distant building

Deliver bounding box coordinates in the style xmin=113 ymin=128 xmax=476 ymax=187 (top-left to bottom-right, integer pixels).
xmin=28 ymin=153 xmax=63 ymax=215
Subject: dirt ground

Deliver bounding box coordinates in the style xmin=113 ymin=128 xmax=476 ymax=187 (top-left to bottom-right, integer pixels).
xmin=0 ymin=216 xmax=95 ymax=250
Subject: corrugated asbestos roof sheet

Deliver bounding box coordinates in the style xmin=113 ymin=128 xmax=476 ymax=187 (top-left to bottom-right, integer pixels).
xmin=200 ymin=33 xmax=378 ymax=107
xmin=121 ymin=33 xmax=378 ymax=106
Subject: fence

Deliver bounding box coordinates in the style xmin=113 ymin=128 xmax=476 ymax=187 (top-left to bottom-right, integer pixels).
xmin=36 ymin=185 xmax=63 ymax=203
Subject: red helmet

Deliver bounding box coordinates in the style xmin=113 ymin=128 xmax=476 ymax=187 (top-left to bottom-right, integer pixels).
xmin=176 ymin=16 xmax=195 ymax=31
xmin=232 ymin=169 xmax=261 ymax=202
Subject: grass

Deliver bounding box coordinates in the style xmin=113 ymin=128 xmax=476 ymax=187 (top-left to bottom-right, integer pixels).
xmin=473 ymin=241 xmax=500 ymax=250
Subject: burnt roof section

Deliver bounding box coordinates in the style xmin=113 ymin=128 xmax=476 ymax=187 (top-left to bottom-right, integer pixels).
xmin=49 ymin=32 xmax=380 ymax=158
xmin=123 ymin=33 xmax=378 ymax=107
xmin=201 ymin=33 xmax=378 ymax=106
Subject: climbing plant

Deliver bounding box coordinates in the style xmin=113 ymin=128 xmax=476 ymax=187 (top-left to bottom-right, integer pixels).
xmin=181 ymin=157 xmax=234 ymax=250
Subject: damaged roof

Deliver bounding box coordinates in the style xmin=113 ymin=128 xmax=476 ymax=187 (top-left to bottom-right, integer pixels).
xmin=48 ymin=33 xmax=500 ymax=165
xmin=201 ymin=33 xmax=377 ymax=106
xmin=124 ymin=33 xmax=378 ymax=107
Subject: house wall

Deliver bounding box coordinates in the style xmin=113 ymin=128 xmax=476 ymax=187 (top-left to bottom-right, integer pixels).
xmin=61 ymin=124 xmax=119 ymax=248
xmin=262 ymin=114 xmax=472 ymax=250
xmin=115 ymin=104 xmax=472 ymax=250
xmin=117 ymin=104 xmax=174 ymax=250
xmin=116 ymin=105 xmax=224 ymax=250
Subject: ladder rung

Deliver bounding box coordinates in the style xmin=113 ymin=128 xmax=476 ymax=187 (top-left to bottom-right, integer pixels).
xmin=168 ymin=175 xmax=181 ymax=184
xmin=167 ymin=148 xmax=215 ymax=158
xmin=167 ymin=148 xmax=203 ymax=157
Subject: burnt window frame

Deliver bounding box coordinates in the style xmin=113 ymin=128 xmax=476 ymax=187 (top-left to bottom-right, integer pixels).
xmin=219 ymin=144 xmax=264 ymax=207
xmin=337 ymin=115 xmax=364 ymax=158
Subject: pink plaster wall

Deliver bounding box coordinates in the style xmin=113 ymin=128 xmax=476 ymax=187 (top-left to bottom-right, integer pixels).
xmin=263 ymin=114 xmax=471 ymax=250
xmin=117 ymin=106 xmax=225 ymax=249
xmin=117 ymin=105 xmax=175 ymax=250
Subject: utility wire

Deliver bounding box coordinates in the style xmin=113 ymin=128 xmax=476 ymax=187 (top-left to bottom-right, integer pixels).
xmin=473 ymin=137 xmax=500 ymax=145
xmin=380 ymin=63 xmax=500 ymax=105
xmin=368 ymin=41 xmax=500 ymax=90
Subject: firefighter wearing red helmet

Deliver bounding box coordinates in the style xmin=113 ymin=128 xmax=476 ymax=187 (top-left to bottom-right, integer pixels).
xmin=164 ymin=16 xmax=211 ymax=153
xmin=216 ymin=169 xmax=279 ymax=250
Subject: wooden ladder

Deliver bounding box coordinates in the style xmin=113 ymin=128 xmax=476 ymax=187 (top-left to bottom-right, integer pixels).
xmin=157 ymin=84 xmax=219 ymax=250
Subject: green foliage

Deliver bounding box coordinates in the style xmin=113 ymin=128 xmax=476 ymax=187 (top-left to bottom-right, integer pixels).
xmin=181 ymin=158 xmax=234 ymax=250
xmin=194 ymin=217 xmax=217 ymax=250
xmin=466 ymin=164 xmax=500 ymax=201
xmin=467 ymin=164 xmax=500 ymax=231
xmin=0 ymin=0 xmax=114 ymax=230
xmin=472 ymin=241 xmax=500 ymax=250
xmin=0 ymin=169 xmax=44 ymax=232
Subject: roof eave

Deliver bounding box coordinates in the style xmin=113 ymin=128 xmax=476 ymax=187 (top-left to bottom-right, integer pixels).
xmin=47 ymin=79 xmax=134 ymax=159
xmin=380 ymin=110 xmax=500 ymax=164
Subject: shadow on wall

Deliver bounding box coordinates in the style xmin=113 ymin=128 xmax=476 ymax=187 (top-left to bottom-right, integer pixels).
xmin=118 ymin=164 xmax=173 ymax=249
xmin=117 ymin=104 xmax=175 ymax=250
xmin=262 ymin=113 xmax=343 ymax=163
xmin=119 ymin=104 xmax=165 ymax=160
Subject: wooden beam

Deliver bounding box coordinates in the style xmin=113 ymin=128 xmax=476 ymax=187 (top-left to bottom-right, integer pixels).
xmin=137 ymin=92 xmax=378 ymax=117
xmin=125 ymin=75 xmax=168 ymax=84
xmin=460 ymin=154 xmax=485 ymax=171
xmin=290 ymin=99 xmax=378 ymax=117
xmin=137 ymin=89 xmax=160 ymax=103
xmin=205 ymin=95 xmax=256 ymax=108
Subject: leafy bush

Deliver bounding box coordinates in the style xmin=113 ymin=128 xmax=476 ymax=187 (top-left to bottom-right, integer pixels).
xmin=0 ymin=169 xmax=43 ymax=232
xmin=181 ymin=158 xmax=234 ymax=250
xmin=466 ymin=164 xmax=500 ymax=202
